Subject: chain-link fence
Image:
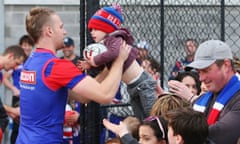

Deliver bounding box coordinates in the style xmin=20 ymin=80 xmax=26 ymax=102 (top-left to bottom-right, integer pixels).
xmin=91 ymin=0 xmax=240 ymax=87
xmin=79 ymin=0 xmax=240 ymax=143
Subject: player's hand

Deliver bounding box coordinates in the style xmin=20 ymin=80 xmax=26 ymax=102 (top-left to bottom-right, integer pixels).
xmin=86 ymin=55 xmax=97 ymax=67
xmin=77 ymin=60 xmax=91 ymax=71
xmin=118 ymin=40 xmax=131 ymax=62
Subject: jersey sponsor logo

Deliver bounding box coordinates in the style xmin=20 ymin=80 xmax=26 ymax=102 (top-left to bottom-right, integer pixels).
xmin=20 ymin=70 xmax=36 ymax=84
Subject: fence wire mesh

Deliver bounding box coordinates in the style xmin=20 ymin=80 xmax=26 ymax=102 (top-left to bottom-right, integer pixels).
xmin=96 ymin=0 xmax=240 ymax=86
xmin=80 ymin=0 xmax=240 ymax=143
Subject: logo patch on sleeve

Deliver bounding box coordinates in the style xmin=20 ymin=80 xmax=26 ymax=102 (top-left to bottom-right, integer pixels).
xmin=20 ymin=70 xmax=36 ymax=84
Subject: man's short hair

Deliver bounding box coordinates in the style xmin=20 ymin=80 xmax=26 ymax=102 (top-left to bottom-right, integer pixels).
xmin=166 ymin=107 xmax=208 ymax=144
xmin=3 ymin=45 xmax=27 ymax=60
xmin=185 ymin=38 xmax=198 ymax=47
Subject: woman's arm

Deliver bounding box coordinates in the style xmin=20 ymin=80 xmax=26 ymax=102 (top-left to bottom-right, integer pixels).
xmin=103 ymin=118 xmax=139 ymax=144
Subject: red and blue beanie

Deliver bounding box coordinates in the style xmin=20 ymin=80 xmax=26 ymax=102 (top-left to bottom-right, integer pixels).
xmin=88 ymin=4 xmax=124 ymax=33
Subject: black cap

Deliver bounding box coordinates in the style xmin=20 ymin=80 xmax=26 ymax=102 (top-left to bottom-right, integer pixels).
xmin=64 ymin=37 xmax=74 ymax=46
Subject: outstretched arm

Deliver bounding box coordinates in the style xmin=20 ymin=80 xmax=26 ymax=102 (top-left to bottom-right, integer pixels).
xmin=103 ymin=118 xmax=129 ymax=137
xmin=94 ymin=37 xmax=123 ymax=66
xmin=78 ymin=37 xmax=123 ymax=71
xmin=95 ymin=67 xmax=109 ymax=82
xmin=103 ymin=118 xmax=139 ymax=144
xmin=77 ymin=60 xmax=91 ymax=71
xmin=72 ymin=41 xmax=131 ymax=104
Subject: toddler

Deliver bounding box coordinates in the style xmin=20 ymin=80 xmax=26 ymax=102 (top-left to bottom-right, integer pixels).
xmin=79 ymin=4 xmax=156 ymax=120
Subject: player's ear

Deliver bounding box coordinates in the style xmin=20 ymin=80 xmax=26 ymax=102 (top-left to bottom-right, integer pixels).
xmin=44 ymin=25 xmax=53 ymax=36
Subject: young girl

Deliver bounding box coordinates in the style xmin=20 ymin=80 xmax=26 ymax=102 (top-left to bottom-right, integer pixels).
xmin=102 ymin=116 xmax=168 ymax=144
xmin=79 ymin=4 xmax=157 ymax=120
xmin=139 ymin=116 xmax=168 ymax=144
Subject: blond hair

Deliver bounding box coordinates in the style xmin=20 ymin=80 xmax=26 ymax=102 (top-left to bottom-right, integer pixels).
xmin=26 ymin=7 xmax=55 ymax=43
xmin=150 ymin=93 xmax=190 ymax=119
xmin=123 ymin=116 xmax=141 ymax=139
xmin=105 ymin=138 xmax=121 ymax=144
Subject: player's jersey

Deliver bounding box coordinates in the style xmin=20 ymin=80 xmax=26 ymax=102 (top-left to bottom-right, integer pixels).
xmin=17 ymin=48 xmax=86 ymax=144
xmin=12 ymin=64 xmax=23 ymax=90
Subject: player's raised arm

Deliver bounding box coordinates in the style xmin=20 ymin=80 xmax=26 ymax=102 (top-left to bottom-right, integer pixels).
xmin=71 ymin=41 xmax=130 ymax=104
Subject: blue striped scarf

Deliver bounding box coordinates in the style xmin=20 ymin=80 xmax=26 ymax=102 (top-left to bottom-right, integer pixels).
xmin=193 ymin=75 xmax=240 ymax=125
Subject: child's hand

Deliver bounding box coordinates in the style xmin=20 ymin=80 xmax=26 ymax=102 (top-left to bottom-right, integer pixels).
xmin=86 ymin=55 xmax=97 ymax=67
xmin=118 ymin=40 xmax=131 ymax=62
xmin=77 ymin=60 xmax=91 ymax=71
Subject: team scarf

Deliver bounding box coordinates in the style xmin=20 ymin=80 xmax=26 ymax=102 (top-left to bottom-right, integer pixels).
xmin=193 ymin=75 xmax=240 ymax=125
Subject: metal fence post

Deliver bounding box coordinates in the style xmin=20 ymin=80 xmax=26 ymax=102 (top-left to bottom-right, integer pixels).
xmin=221 ymin=0 xmax=225 ymax=41
xmin=160 ymin=0 xmax=165 ymax=87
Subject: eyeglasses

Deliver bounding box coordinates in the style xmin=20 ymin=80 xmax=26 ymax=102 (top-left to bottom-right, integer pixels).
xmin=144 ymin=116 xmax=165 ymax=139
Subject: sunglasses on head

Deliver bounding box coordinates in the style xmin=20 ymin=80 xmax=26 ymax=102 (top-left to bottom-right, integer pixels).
xmin=144 ymin=116 xmax=165 ymax=139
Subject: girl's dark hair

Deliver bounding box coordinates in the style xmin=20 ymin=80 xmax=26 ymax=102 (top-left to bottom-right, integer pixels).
xmin=175 ymin=71 xmax=201 ymax=95
xmin=142 ymin=116 xmax=168 ymax=142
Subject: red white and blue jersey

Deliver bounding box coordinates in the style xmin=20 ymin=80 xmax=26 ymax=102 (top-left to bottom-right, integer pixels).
xmin=16 ymin=48 xmax=86 ymax=144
